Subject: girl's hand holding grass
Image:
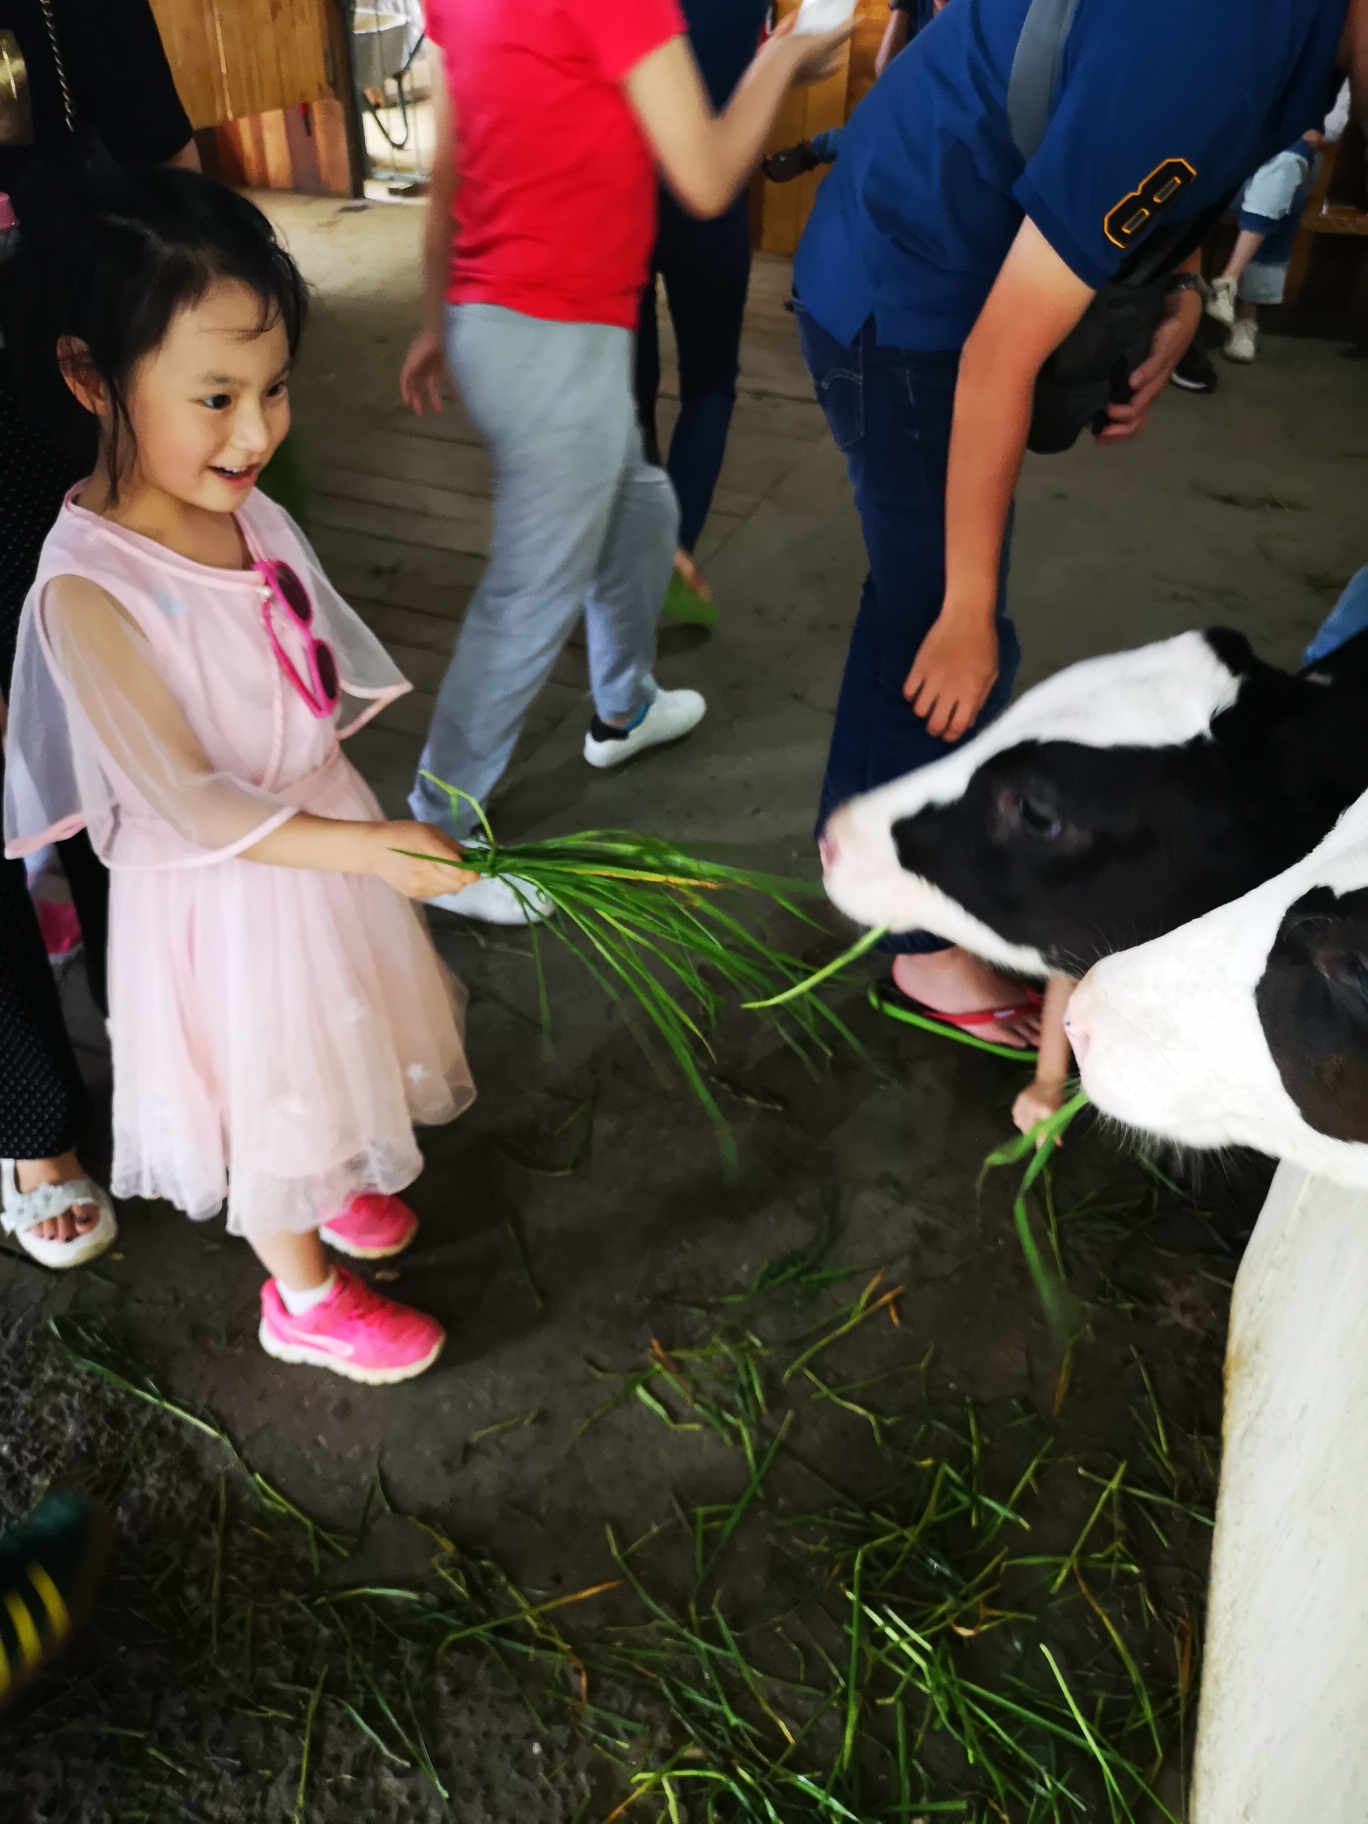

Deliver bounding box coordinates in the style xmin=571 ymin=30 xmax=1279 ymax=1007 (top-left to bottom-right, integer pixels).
xmin=369 ymin=821 xmax=477 ymax=899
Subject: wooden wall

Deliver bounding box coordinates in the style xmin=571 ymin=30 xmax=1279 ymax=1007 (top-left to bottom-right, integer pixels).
xmin=206 ymin=100 xmax=355 ymax=198
xmin=148 ymin=0 xmax=337 ymax=130
xmin=150 ymin=0 xmax=360 ymax=199
xmin=757 ymin=0 xmax=888 ymax=256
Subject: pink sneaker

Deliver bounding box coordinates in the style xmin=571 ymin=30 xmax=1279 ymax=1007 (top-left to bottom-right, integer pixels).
xmin=258 ymin=1270 xmax=445 ymax=1384
xmin=318 ymin=1192 xmax=418 ymax=1260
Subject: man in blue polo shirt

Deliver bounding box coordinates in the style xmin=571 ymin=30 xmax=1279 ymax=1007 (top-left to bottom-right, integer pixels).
xmin=800 ymin=0 xmax=1363 ymax=1044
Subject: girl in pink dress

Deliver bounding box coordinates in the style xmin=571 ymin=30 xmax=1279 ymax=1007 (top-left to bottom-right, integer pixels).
xmin=1 ymin=163 xmax=478 ymax=1384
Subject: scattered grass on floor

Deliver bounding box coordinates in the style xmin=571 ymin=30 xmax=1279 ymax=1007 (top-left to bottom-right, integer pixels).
xmin=2 ymin=1159 xmax=1222 ymax=1822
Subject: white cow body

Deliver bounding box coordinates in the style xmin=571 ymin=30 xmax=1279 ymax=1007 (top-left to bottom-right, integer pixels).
xmin=1190 ymin=1162 xmax=1368 ymax=1823
xmin=1066 ymin=794 xmax=1368 ymax=1823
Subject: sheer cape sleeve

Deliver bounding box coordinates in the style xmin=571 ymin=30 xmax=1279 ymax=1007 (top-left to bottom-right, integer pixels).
xmin=3 ymin=576 xmax=296 ymax=865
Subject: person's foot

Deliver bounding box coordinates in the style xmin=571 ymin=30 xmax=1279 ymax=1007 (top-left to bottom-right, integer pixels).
xmin=1223 ymin=319 xmax=1259 ymax=364
xmin=662 ymin=551 xmax=719 ymax=628
xmin=425 ymin=871 xmax=553 ymax=925
xmin=584 ymin=687 xmax=707 ymax=770
xmin=258 ymin=1268 xmax=445 ymax=1384
xmin=1 ymin=1156 xmax=118 ymax=1268
xmin=0 ymin=1489 xmax=108 ymax=1709
xmin=1205 ymin=274 xmax=1238 ymax=328
xmin=891 ymin=948 xmax=1042 ymax=1048
xmin=1169 ymin=345 xmax=1218 ymax=394
xmin=14 ymin=1155 xmax=102 ymax=1244
xmin=319 ymin=1191 xmax=419 ymax=1260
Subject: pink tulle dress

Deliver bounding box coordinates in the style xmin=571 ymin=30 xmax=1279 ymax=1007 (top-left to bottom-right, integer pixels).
xmin=2 ymin=488 xmax=475 ymax=1237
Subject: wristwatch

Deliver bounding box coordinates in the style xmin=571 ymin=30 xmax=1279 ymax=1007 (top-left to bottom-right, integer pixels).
xmin=1166 ymin=273 xmax=1204 ymax=299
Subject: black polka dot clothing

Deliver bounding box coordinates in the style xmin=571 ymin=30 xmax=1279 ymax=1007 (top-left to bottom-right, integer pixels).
xmin=0 ymin=368 xmax=104 ymax=1159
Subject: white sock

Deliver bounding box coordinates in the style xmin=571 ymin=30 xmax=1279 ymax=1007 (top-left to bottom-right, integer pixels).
xmin=277 ymin=1269 xmax=338 ymax=1316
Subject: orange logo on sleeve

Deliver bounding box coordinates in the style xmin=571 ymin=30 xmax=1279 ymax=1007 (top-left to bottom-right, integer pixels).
xmin=1104 ymin=158 xmax=1197 ymax=248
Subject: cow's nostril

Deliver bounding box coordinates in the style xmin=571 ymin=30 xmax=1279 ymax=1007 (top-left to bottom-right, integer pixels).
xmin=1063 ymin=1010 xmax=1089 ymax=1068
xmin=818 ymin=831 xmax=837 ymax=869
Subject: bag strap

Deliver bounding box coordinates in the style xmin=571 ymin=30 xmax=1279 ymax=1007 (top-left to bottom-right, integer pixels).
xmin=1007 ymin=0 xmax=1080 ymax=165
xmin=37 ymin=0 xmax=76 ymax=134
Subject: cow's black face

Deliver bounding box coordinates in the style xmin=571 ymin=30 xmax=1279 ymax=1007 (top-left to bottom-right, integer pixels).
xmin=822 ymin=625 xmax=1368 ymax=976
xmin=890 ymin=740 xmax=1254 ymax=974
xmin=1257 ymin=886 xmax=1368 ymax=1143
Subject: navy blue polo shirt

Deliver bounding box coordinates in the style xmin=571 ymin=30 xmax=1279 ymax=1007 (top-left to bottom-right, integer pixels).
xmin=794 ymin=0 xmax=1347 ymax=351
xmin=681 ymin=0 xmax=770 ymax=110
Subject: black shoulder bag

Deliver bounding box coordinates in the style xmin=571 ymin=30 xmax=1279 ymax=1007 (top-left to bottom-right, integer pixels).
xmin=1008 ymin=0 xmax=1233 ymax=454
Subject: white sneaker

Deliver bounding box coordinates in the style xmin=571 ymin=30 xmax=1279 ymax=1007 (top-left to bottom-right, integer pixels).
xmin=583 ymin=688 xmax=707 ymax=770
xmin=1205 ymin=275 xmax=1238 ymax=328
xmin=425 ymin=873 xmax=553 ymax=925
xmin=1223 ymin=319 xmax=1259 ymax=364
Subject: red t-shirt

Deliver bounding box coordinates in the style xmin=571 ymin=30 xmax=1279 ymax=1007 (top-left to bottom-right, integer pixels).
xmin=426 ymin=0 xmax=685 ymax=329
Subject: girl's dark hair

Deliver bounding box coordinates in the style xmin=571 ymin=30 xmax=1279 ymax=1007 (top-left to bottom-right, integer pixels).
xmin=0 ymin=154 xmax=308 ymax=485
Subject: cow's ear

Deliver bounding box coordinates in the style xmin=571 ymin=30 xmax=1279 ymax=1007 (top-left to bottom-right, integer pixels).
xmin=1201 ymin=627 xmax=1257 ymax=678
xmin=1258 ymin=887 xmax=1368 ymax=1143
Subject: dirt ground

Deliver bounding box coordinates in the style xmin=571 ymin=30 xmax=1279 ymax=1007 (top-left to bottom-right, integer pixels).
xmin=3 ymin=196 xmax=1368 ymax=1822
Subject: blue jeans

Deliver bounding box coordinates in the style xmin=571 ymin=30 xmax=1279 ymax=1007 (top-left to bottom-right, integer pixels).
xmin=635 ymin=192 xmax=751 ymax=555
xmin=1305 ymin=566 xmax=1368 ymax=664
xmin=795 ymin=304 xmax=1020 ymax=954
xmin=411 ymin=305 xmax=679 ymax=837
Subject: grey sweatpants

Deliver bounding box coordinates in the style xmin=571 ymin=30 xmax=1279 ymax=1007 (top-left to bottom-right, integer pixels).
xmin=409 ymin=304 xmax=679 ymax=837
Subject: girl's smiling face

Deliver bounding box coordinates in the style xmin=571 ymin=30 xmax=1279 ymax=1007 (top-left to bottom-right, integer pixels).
xmin=122 ymin=276 xmax=292 ymax=511
xmin=64 ymin=273 xmax=293 ymax=519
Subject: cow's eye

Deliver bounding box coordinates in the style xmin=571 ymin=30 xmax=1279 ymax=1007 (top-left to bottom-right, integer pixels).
xmin=1018 ymin=794 xmax=1063 ymax=842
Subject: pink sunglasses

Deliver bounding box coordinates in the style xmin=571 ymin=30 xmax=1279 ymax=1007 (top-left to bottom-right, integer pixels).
xmin=254 ymin=559 xmax=340 ymax=719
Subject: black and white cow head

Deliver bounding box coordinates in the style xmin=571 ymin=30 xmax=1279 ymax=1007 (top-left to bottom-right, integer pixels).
xmin=1065 ymin=793 xmax=1368 ymax=1188
xmin=821 ymin=628 xmax=1368 ymax=976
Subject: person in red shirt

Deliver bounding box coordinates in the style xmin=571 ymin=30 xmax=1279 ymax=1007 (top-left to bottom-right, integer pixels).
xmin=399 ymin=0 xmax=845 ymax=925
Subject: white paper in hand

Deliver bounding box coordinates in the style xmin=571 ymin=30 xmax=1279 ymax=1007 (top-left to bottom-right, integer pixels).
xmin=793 ymin=0 xmax=856 ymax=34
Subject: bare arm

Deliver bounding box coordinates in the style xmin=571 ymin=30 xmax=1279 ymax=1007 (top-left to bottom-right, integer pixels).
xmin=1012 ymin=973 xmax=1077 ymax=1143
xmin=243 ymin=811 xmax=477 ymax=899
xmin=905 ymin=219 xmax=1094 ymax=741
xmin=909 ymin=228 xmax=1207 ymax=741
xmin=400 ymin=46 xmax=459 ymax=416
xmin=624 ymin=21 xmax=850 ymax=221
xmin=874 ymin=11 xmax=910 ymax=80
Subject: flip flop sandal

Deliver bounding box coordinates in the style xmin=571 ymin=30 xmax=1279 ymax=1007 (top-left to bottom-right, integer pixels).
xmin=871 ymin=980 xmax=1041 ymax=1063
xmin=662 ymin=565 xmax=720 ymax=628
xmin=1 ymin=1161 xmax=119 ymax=1269
xmin=0 ymin=1489 xmax=109 ymax=1709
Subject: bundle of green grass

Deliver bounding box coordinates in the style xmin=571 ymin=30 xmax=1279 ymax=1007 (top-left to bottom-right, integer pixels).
xmin=407 ymin=781 xmax=885 ymax=1159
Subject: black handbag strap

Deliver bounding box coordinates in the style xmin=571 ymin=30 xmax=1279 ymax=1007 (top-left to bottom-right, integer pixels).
xmin=1007 ymin=0 xmax=1080 ymax=165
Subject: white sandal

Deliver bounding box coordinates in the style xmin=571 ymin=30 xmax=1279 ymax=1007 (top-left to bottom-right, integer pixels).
xmin=0 ymin=1160 xmax=119 ymax=1269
